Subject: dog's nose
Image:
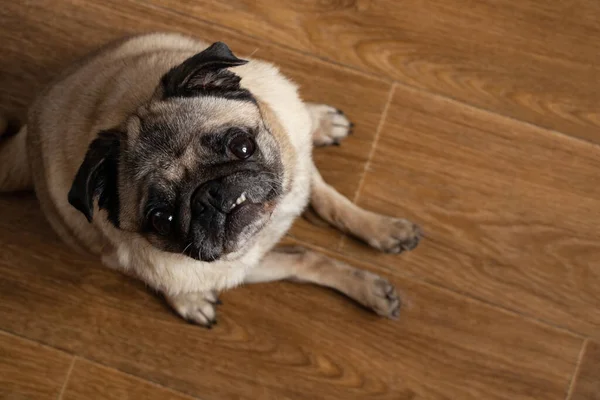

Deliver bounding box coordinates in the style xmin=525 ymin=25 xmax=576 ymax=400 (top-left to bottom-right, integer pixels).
xmin=192 ymin=180 xmax=239 ymax=215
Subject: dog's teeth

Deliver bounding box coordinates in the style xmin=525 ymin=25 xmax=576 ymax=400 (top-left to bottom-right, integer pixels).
xmin=237 ymin=193 xmax=245 ymax=205
xmin=232 ymin=192 xmax=247 ymax=209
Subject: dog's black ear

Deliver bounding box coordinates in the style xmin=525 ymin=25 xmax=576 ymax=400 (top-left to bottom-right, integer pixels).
xmin=161 ymin=42 xmax=250 ymax=99
xmin=68 ymin=129 xmax=121 ymax=225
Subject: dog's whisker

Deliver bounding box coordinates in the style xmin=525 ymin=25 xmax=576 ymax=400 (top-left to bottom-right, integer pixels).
xmin=181 ymin=242 xmax=193 ymax=255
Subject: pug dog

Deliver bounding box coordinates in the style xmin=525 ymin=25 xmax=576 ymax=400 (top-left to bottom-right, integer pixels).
xmin=0 ymin=33 xmax=421 ymax=327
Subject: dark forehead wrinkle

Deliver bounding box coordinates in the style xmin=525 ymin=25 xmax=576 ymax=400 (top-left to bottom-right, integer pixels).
xmin=137 ymin=118 xmax=190 ymax=159
xmin=146 ymin=184 xmax=175 ymax=207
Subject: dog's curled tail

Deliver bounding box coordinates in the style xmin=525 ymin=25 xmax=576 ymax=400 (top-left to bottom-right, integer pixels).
xmin=0 ymin=115 xmax=33 ymax=192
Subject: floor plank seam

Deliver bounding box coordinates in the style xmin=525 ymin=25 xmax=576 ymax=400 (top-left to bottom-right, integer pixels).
xmin=390 ymin=78 xmax=600 ymax=150
xmin=57 ymin=356 xmax=76 ymax=400
xmin=565 ymin=339 xmax=589 ymax=400
xmin=0 ymin=329 xmax=75 ymax=356
xmin=349 ymin=82 xmax=397 ymax=204
xmin=0 ymin=330 xmax=200 ymax=399
xmin=336 ymin=82 xmax=397 ymax=251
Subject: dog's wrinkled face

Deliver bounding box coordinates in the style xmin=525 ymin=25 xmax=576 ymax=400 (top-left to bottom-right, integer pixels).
xmin=123 ymin=96 xmax=284 ymax=262
xmin=68 ymin=42 xmax=287 ymax=262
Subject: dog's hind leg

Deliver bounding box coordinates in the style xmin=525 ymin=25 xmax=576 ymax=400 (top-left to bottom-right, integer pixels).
xmin=245 ymin=245 xmax=401 ymax=319
xmin=0 ymin=116 xmax=32 ymax=192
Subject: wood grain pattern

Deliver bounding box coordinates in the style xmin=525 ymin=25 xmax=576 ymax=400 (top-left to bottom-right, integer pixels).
xmin=143 ymin=0 xmax=600 ymax=144
xmin=0 ymin=0 xmax=391 ymax=249
xmin=0 ymin=205 xmax=583 ymax=399
xmin=342 ymin=83 xmax=600 ymax=337
xmin=0 ymin=331 xmax=73 ymax=400
xmin=0 ymin=0 xmax=598 ymax=398
xmin=63 ymin=359 xmax=195 ymax=400
xmin=570 ymin=341 xmax=600 ymax=400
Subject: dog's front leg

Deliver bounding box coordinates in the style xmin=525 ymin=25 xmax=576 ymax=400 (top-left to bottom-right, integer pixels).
xmin=245 ymin=246 xmax=400 ymax=318
xmin=304 ymin=103 xmax=421 ymax=253
xmin=102 ymin=252 xmax=223 ymax=329
xmin=308 ymin=165 xmax=422 ymax=253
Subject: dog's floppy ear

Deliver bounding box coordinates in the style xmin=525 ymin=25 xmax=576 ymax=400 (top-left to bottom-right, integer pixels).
xmin=68 ymin=129 xmax=121 ymax=225
xmin=161 ymin=42 xmax=250 ymax=99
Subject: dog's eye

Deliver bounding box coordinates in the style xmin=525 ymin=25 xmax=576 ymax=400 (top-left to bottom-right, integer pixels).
xmin=228 ymin=135 xmax=256 ymax=160
xmin=150 ymin=210 xmax=173 ymax=236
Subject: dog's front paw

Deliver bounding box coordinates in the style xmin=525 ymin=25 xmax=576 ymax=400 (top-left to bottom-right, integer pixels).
xmin=165 ymin=291 xmax=221 ymax=328
xmin=357 ymin=272 xmax=401 ymax=319
xmin=307 ymin=103 xmax=354 ymax=146
xmin=367 ymin=218 xmax=422 ymax=254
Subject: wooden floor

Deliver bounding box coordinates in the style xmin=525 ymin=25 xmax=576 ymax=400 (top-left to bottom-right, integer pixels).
xmin=1 ymin=1 xmax=599 ymax=399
